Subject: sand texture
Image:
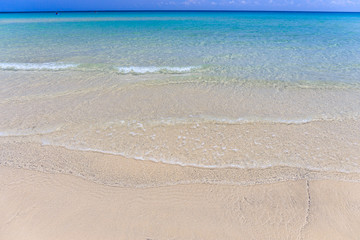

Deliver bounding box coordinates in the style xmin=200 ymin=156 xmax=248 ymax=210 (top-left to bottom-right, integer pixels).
xmin=1 ymin=166 xmax=360 ymax=240
xmin=1 ymin=141 xmax=360 ymax=240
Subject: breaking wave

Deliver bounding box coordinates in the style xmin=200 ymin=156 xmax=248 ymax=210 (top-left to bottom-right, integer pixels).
xmin=118 ymin=66 xmax=200 ymax=74
xmin=0 ymin=62 xmax=78 ymax=71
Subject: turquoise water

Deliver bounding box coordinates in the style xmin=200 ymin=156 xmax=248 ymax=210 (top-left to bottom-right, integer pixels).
xmin=1 ymin=12 xmax=360 ymax=174
xmin=1 ymin=11 xmax=360 ymax=84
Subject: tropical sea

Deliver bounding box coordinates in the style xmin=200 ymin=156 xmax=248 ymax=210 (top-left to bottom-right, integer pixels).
xmin=1 ymin=11 xmax=360 ymax=185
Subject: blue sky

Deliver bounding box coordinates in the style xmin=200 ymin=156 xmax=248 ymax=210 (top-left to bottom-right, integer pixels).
xmin=1 ymin=0 xmax=360 ymax=12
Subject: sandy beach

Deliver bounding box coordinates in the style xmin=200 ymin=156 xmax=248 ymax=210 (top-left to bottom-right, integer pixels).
xmin=1 ymin=11 xmax=360 ymax=239
xmin=1 ymin=161 xmax=360 ymax=240
xmin=1 ymin=71 xmax=359 ymax=239
xmin=1 ymin=139 xmax=360 ymax=239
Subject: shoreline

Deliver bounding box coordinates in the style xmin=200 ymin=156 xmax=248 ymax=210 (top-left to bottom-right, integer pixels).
xmin=2 ymin=140 xmax=360 ymax=188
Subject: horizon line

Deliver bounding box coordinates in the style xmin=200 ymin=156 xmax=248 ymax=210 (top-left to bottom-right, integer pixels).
xmin=1 ymin=10 xmax=360 ymax=14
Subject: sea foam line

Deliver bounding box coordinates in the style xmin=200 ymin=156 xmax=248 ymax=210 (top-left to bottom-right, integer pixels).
xmin=40 ymin=140 xmax=360 ymax=174
xmin=40 ymin=140 xmax=273 ymax=169
xmin=156 ymin=116 xmax=317 ymax=125
xmin=139 ymin=115 xmax=346 ymax=127
xmin=118 ymin=66 xmax=200 ymax=74
xmin=0 ymin=62 xmax=78 ymax=71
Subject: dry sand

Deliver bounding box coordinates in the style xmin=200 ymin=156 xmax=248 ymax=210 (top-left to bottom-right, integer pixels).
xmin=1 ymin=166 xmax=360 ymax=240
xmin=1 ymin=142 xmax=360 ymax=240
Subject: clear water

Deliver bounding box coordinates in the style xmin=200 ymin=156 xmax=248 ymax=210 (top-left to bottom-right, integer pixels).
xmin=1 ymin=12 xmax=360 ymax=176
xmin=1 ymin=12 xmax=360 ymax=84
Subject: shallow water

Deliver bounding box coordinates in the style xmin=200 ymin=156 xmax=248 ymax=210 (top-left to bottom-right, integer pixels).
xmin=1 ymin=12 xmax=360 ymax=82
xmin=0 ymin=12 xmax=360 ymax=180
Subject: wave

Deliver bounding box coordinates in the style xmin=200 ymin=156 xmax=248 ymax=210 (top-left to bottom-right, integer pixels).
xmin=155 ymin=116 xmax=317 ymax=125
xmin=0 ymin=63 xmax=200 ymax=74
xmin=0 ymin=62 xmax=78 ymax=71
xmin=138 ymin=114 xmax=357 ymax=127
xmin=41 ymin=141 xmax=272 ymax=169
xmin=40 ymin=141 xmax=360 ymax=174
xmin=118 ymin=66 xmax=200 ymax=74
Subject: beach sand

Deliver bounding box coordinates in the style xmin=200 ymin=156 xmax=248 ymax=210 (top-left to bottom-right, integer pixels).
xmin=1 ymin=71 xmax=360 ymax=240
xmin=1 ymin=74 xmax=360 ymax=239
xmin=1 ymin=141 xmax=360 ymax=240
xmin=1 ymin=165 xmax=360 ymax=239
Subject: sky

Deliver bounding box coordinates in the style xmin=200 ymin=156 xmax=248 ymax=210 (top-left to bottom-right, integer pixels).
xmin=1 ymin=0 xmax=360 ymax=12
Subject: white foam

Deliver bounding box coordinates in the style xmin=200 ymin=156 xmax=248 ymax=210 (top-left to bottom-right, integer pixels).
xmin=155 ymin=116 xmax=318 ymax=126
xmin=118 ymin=66 xmax=199 ymax=74
xmin=39 ymin=141 xmax=360 ymax=174
xmin=0 ymin=62 xmax=78 ymax=71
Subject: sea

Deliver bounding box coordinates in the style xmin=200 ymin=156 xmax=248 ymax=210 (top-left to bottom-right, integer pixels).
xmin=1 ymin=11 xmax=360 ymax=179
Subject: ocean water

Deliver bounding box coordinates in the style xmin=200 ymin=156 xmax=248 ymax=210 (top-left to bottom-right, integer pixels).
xmin=1 ymin=11 xmax=360 ymax=83
xmin=1 ymin=12 xmax=360 ymax=178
